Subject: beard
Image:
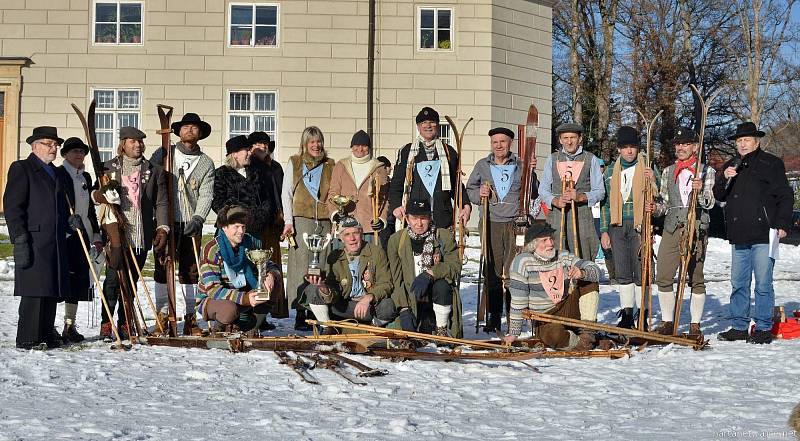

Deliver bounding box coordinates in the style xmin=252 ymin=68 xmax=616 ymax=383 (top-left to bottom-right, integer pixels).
xmin=534 ymin=248 xmax=556 ymax=261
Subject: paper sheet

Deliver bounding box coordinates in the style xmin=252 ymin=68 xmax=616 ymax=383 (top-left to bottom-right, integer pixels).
xmin=769 ymin=228 xmax=780 ymax=260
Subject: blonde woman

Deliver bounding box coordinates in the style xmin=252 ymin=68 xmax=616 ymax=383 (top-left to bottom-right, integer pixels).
xmin=281 ymin=126 xmax=336 ymax=330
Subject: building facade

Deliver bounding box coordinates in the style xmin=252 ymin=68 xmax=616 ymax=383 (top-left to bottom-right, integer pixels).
xmin=0 ymin=0 xmax=553 ymax=209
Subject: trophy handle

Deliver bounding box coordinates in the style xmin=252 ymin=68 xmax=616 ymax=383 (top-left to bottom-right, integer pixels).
xmin=321 ymin=234 xmax=332 ymax=250
xmin=302 ymin=232 xmax=310 ymax=248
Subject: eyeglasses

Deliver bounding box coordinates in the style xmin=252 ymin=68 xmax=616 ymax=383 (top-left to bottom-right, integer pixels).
xmin=36 ymin=141 xmax=60 ymax=149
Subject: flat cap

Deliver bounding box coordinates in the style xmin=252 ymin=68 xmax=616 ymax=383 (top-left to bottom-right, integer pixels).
xmin=488 ymin=127 xmax=515 ymax=139
xmin=555 ymin=123 xmax=584 ymax=134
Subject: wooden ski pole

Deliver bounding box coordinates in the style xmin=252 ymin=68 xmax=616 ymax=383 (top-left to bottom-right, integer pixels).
xmin=568 ymin=180 xmax=581 ymax=258
xmin=476 ymin=185 xmax=489 ymax=332
xmin=371 ymin=175 xmax=380 ymax=243
xmin=63 ymin=195 xmax=127 ymax=349
xmin=124 ymin=257 xmax=149 ymax=336
xmin=559 ymin=178 xmax=567 ymax=250
xmin=127 ymin=245 xmax=164 ymax=334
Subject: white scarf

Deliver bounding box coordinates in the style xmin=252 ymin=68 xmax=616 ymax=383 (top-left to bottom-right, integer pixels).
xmin=409 ymin=136 xmax=450 ymax=191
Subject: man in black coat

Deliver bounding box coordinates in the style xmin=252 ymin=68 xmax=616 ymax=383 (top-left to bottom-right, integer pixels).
xmin=388 ymin=107 xmax=471 ymax=229
xmin=3 ymin=126 xmax=71 ymax=349
xmin=713 ymin=122 xmax=794 ymax=344
xmin=57 ymin=137 xmax=103 ymax=343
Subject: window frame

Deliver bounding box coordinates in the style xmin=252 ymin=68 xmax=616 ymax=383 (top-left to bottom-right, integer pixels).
xmin=92 ymin=1 xmax=144 ymax=46
xmin=226 ymin=89 xmax=279 ymax=158
xmin=228 ymin=3 xmax=281 ymax=48
xmin=416 ymin=6 xmax=454 ymax=52
xmin=90 ymin=87 xmax=142 ymax=162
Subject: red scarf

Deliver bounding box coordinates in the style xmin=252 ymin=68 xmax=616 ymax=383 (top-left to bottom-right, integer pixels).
xmin=673 ymin=157 xmax=697 ymax=182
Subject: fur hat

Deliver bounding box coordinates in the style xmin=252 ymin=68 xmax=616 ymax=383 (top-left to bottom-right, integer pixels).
xmin=525 ymin=222 xmax=555 ymax=244
xmin=616 ymin=126 xmax=641 ymax=148
xmin=226 ymin=135 xmax=250 ymax=155
xmin=217 ymin=205 xmax=251 ymax=227
xmin=61 ymin=137 xmax=89 ymax=156
xmin=248 ymin=131 xmax=271 ymax=146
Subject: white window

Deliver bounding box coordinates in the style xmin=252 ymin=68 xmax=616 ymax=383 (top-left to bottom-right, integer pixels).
xmin=93 ymin=88 xmax=141 ymax=161
xmin=228 ymin=90 xmax=278 ymax=151
xmin=93 ymin=1 xmax=143 ymax=44
xmin=418 ymin=7 xmax=452 ymax=51
xmin=229 ymin=3 xmax=279 ymax=47
xmin=438 ymin=122 xmax=452 ymax=145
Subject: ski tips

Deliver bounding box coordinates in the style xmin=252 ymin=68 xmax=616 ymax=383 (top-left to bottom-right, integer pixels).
xmin=157 ymin=104 xmax=174 ymax=110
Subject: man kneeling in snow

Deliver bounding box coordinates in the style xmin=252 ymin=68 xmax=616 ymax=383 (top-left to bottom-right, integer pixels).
xmin=198 ymin=205 xmax=283 ymax=334
xmin=303 ymin=216 xmax=397 ymax=334
xmin=504 ymin=223 xmax=611 ymax=351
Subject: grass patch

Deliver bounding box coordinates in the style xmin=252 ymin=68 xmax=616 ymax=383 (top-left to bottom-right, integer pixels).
xmin=0 ymin=235 xmax=12 ymax=259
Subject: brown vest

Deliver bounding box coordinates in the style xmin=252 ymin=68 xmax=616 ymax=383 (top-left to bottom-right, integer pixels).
xmin=291 ymin=155 xmax=334 ymax=219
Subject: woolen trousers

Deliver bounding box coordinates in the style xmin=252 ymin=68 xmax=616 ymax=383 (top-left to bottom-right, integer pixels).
xmin=17 ymin=296 xmax=59 ymax=345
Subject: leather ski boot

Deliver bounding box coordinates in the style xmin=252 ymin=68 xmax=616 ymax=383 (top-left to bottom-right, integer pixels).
xmin=156 ymin=312 xmax=170 ymax=336
xmin=294 ymin=308 xmax=311 ymax=331
xmin=183 ymin=314 xmax=203 ymax=336
xmin=655 ymin=321 xmax=674 ymax=335
xmin=483 ymin=313 xmax=501 ymax=333
xmin=616 ymin=308 xmax=635 ymax=329
xmin=100 ymin=322 xmax=113 ymax=342
xmin=688 ymin=323 xmax=702 ymax=337
xmin=574 ymin=331 xmax=596 ymax=351
xmin=62 ymin=322 xmax=85 ymax=344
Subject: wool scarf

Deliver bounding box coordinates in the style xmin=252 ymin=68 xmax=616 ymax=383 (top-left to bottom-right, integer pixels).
xmin=216 ymin=230 xmax=259 ymax=290
xmin=609 ymin=153 xmax=646 ymax=228
xmin=407 ymin=226 xmax=437 ymax=271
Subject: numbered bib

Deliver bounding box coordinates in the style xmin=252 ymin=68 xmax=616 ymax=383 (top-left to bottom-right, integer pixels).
xmin=416 ymin=160 xmax=441 ymax=197
xmin=556 ymin=160 xmax=585 ymax=184
xmin=302 ymin=164 xmax=324 ymax=201
xmin=539 ymin=267 xmax=566 ymax=304
xmin=677 ymin=169 xmax=694 ymax=207
xmin=490 ymin=164 xmax=517 ymax=201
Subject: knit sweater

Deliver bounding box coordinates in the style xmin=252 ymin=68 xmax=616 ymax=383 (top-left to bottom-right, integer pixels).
xmin=197 ymin=237 xmax=281 ymax=317
xmin=507 ymin=250 xmax=600 ymax=336
xmin=150 ymin=145 xmax=215 ymax=223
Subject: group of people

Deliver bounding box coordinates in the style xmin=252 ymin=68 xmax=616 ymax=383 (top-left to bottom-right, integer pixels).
xmin=4 ymin=104 xmax=794 ymax=351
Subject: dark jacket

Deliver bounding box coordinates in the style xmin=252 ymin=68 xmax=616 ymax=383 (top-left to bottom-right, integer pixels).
xmin=211 ymin=164 xmax=276 ymax=234
xmin=712 ymin=148 xmax=794 ymax=245
xmin=102 ymin=156 xmax=169 ymax=250
xmin=3 ymin=153 xmax=70 ymax=298
xmin=388 ymin=142 xmax=471 ymax=229
xmin=58 ymin=166 xmax=100 ymax=302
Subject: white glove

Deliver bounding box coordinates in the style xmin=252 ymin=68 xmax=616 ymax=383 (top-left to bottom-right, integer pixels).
xmin=104 ymin=189 xmax=121 ymax=205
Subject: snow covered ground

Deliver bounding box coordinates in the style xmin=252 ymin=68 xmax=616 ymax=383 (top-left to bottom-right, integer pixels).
xmin=0 ymin=237 xmax=799 ymax=440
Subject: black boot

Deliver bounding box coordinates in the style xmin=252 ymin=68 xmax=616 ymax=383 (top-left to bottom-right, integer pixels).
xmin=483 ymin=313 xmax=501 ymax=333
xmin=617 ymin=308 xmax=635 ymax=329
xmin=633 ymin=309 xmax=649 ymax=331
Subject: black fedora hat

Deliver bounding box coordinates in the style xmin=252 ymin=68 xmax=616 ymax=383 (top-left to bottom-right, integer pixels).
xmin=728 ymin=122 xmax=765 ymax=140
xmin=171 ymin=113 xmax=212 ymax=140
xmin=60 ymin=137 xmax=89 ymax=156
xmin=225 ymin=135 xmax=250 ymax=155
xmin=26 ymin=126 xmax=64 ymax=145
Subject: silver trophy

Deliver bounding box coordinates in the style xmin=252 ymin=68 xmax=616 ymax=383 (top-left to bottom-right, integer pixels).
xmin=302 ymin=231 xmax=332 ymax=277
xmin=246 ymin=248 xmax=273 ymax=301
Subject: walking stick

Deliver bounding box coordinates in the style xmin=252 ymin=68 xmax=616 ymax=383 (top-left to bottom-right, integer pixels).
xmin=124 ymin=258 xmax=148 ymax=336
xmin=371 ymin=175 xmax=380 ymax=243
xmin=559 ymin=178 xmax=568 ymax=250
xmin=568 ymin=180 xmax=581 ymax=259
xmin=127 ymin=245 xmax=164 ymax=335
xmin=673 ymin=85 xmax=721 ymax=335
xmin=475 ymin=184 xmax=490 ymax=332
xmin=635 ymin=109 xmax=663 ymax=332
xmin=63 ymin=195 xmax=128 ymax=350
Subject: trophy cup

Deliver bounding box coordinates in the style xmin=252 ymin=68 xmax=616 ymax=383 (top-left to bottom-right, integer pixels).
xmin=329 ymin=194 xmax=352 ymax=221
xmin=246 ymin=248 xmax=273 ymax=301
xmin=302 ymin=231 xmax=332 ymax=277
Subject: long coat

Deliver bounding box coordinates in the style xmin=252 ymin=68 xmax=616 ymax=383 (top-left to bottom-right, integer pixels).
xmin=387 ymin=227 xmax=463 ymax=337
xmin=102 ymin=156 xmax=169 ymax=250
xmin=3 ymin=153 xmax=70 ymax=298
xmin=326 ymin=158 xmax=389 ymax=233
xmin=58 ymin=166 xmax=101 ymax=302
xmin=211 ymin=164 xmax=276 ymax=235
xmin=712 ymin=148 xmax=794 ymax=245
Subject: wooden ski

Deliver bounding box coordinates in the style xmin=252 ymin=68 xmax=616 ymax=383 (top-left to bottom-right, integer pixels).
xmin=371 ymin=347 xmax=629 ymax=362
xmin=275 ymin=351 xmax=319 ymax=384
xmin=443 ymin=115 xmax=474 ymax=262
xmin=635 ymin=109 xmax=663 ymax=332
xmin=523 ymin=310 xmax=708 ymax=350
xmin=299 ymin=352 xmax=368 ymax=385
xmin=156 ymin=104 xmax=178 ymax=337
xmin=72 ymin=100 xmax=141 ymax=344
xmin=326 ymin=353 xmax=388 ymax=377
